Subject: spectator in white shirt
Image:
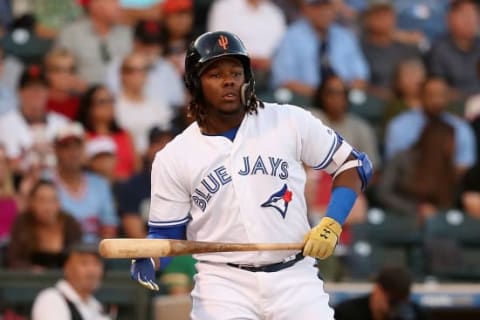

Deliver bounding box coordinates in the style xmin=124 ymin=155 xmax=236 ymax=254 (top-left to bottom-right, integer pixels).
xmin=0 ymin=64 xmax=69 ymax=173
xmin=31 ymin=242 xmax=109 ymax=320
xmin=207 ymin=0 xmax=286 ymax=89
xmin=115 ymin=52 xmax=173 ymax=153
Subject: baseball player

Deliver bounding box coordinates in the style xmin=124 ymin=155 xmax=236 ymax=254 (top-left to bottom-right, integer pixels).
xmin=131 ymin=31 xmax=372 ymax=319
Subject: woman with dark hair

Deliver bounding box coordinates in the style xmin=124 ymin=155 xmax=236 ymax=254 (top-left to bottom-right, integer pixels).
xmin=77 ymin=84 xmax=137 ymax=181
xmin=6 ymin=180 xmax=82 ymax=269
xmin=378 ymin=118 xmax=457 ymax=221
xmin=382 ymin=59 xmax=426 ymax=132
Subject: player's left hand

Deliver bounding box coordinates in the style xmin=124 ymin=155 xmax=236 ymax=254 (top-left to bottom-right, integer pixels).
xmin=130 ymin=258 xmax=159 ymax=291
xmin=303 ymin=217 xmax=342 ymax=260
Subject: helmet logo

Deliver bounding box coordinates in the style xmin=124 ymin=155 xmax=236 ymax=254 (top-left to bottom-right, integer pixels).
xmin=218 ymin=35 xmax=229 ymax=50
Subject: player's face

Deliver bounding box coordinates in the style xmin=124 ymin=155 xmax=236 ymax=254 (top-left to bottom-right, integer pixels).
xmin=200 ymin=57 xmax=245 ymax=116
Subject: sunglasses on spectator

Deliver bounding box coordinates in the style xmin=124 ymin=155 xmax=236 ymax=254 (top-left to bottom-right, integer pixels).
xmin=121 ymin=65 xmax=151 ymax=74
xmin=48 ymin=65 xmax=77 ymax=74
xmin=93 ymin=97 xmax=115 ymax=106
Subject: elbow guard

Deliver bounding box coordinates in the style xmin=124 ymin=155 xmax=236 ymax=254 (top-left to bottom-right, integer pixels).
xmin=333 ymin=149 xmax=373 ymax=191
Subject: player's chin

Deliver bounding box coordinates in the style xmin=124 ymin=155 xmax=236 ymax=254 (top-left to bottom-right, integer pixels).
xmin=217 ymin=101 xmax=243 ymax=115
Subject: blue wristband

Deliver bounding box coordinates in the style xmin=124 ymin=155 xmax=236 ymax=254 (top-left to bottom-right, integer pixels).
xmin=325 ymin=187 xmax=357 ymax=225
xmin=148 ymin=225 xmax=186 ymax=270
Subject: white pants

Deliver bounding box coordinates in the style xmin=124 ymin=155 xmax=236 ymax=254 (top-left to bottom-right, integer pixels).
xmin=191 ymin=257 xmax=334 ymax=320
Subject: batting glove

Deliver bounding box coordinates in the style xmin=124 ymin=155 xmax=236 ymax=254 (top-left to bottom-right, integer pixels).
xmin=303 ymin=217 xmax=342 ymax=260
xmin=130 ymin=258 xmax=159 ymax=291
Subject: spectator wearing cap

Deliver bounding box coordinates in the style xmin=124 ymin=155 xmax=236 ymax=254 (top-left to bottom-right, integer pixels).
xmin=1 ymin=14 xmax=53 ymax=65
xmin=77 ymin=85 xmax=137 ymax=181
xmin=429 ymin=0 xmax=480 ymax=99
xmin=115 ymin=52 xmax=174 ymax=153
xmin=105 ymin=19 xmax=185 ymax=107
xmin=6 ymin=179 xmax=83 ymax=270
xmin=0 ymin=46 xmax=17 ymax=115
xmin=361 ymin=2 xmax=421 ymax=99
xmin=44 ymin=47 xmax=87 ymax=120
xmin=161 ymin=0 xmax=195 ymax=76
xmin=207 ymin=0 xmax=286 ymax=92
xmin=57 ymin=0 xmax=132 ymax=84
xmin=31 ymin=241 xmax=108 ymax=320
xmin=0 ymin=64 xmax=70 ymax=173
xmin=85 ymin=136 xmax=117 ymax=183
xmin=114 ymin=127 xmax=174 ymax=238
xmin=271 ymin=0 xmax=369 ymax=100
xmin=50 ymin=122 xmax=119 ymax=242
xmin=335 ymin=266 xmax=428 ymax=320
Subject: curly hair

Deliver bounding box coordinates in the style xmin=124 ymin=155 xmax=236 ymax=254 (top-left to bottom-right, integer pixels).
xmin=187 ymin=89 xmax=264 ymax=127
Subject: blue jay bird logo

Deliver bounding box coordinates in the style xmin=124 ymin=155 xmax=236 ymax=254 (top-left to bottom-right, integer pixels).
xmin=261 ymin=184 xmax=293 ymax=219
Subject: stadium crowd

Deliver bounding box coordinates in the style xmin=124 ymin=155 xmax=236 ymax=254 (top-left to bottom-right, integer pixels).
xmin=1 ymin=0 xmax=480 ymax=317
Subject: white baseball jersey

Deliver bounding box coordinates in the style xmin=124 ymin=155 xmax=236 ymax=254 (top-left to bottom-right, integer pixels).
xmin=149 ymin=102 xmax=352 ymax=265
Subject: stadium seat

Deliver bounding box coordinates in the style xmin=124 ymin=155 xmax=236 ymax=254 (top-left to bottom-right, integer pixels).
xmin=424 ymin=210 xmax=480 ymax=281
xmin=345 ymin=208 xmax=423 ymax=280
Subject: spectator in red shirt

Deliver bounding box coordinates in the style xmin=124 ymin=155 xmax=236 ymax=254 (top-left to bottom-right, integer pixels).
xmin=77 ymin=85 xmax=137 ymax=181
xmin=45 ymin=47 xmax=87 ymax=120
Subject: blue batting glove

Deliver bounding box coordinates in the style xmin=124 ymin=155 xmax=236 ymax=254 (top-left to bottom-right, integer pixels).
xmin=130 ymin=258 xmax=159 ymax=291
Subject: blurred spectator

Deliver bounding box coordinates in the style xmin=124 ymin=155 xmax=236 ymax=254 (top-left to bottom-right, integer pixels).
xmin=333 ymin=0 xmax=368 ymax=30
xmin=385 ymin=77 xmax=476 ymax=174
xmin=361 ymin=2 xmax=421 ymax=99
xmin=77 ymin=85 xmax=137 ymax=181
xmin=115 ymin=52 xmax=173 ymax=153
xmin=0 ymin=0 xmax=13 ymax=36
xmin=335 ymin=266 xmax=428 ymax=320
xmin=6 ymin=180 xmax=82 ymax=270
xmin=0 ymin=46 xmax=17 ymax=115
xmin=0 ymin=145 xmax=18 ymax=246
xmin=57 ymin=0 xmax=132 ymax=84
xmin=0 ymin=46 xmax=23 ymax=92
xmin=105 ymin=19 xmax=186 ymax=107
xmin=306 ymin=75 xmax=374 ymax=226
xmin=85 ymin=136 xmax=117 ymax=183
xmin=382 ymin=59 xmax=427 ymax=132
xmin=271 ymin=0 xmax=369 ymax=100
xmin=11 ymin=0 xmax=82 ymax=39
xmin=50 ymin=122 xmax=118 ymax=242
xmin=31 ymin=242 xmax=108 ymax=320
xmin=120 ymin=0 xmax=162 ymax=25
xmin=379 ymin=118 xmax=457 ymax=220
xmin=0 ymin=65 xmax=70 ymax=173
xmin=161 ymin=0 xmax=195 ymax=76
xmin=429 ymin=0 xmax=480 ymax=98
xmin=208 ymin=0 xmax=286 ymax=91
xmin=44 ymin=47 xmax=87 ymax=120
xmin=461 ymin=164 xmax=480 ymax=219
xmin=2 ymin=14 xmax=53 ymax=65
xmin=393 ymin=0 xmax=449 ymax=50
xmin=271 ymin=0 xmax=302 ymax=24
xmin=115 ymin=127 xmax=174 ymax=238
xmin=311 ymin=74 xmax=380 ymax=168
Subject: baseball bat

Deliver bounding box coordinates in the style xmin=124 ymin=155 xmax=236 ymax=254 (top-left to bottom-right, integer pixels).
xmin=98 ymin=238 xmax=304 ymax=259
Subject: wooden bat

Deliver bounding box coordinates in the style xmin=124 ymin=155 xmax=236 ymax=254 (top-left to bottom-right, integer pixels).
xmin=99 ymin=238 xmax=304 ymax=259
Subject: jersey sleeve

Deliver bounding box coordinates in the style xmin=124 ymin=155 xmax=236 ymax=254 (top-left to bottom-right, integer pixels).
xmin=293 ymin=107 xmax=344 ymax=170
xmin=149 ymin=150 xmax=191 ymax=228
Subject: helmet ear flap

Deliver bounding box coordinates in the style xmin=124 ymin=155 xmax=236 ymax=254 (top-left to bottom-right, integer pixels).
xmin=241 ymin=78 xmax=255 ymax=107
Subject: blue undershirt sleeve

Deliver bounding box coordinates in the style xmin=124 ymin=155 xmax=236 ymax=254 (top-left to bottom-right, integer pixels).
xmin=148 ymin=224 xmax=187 ymax=270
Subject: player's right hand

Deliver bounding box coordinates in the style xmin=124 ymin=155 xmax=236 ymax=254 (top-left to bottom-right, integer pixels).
xmin=130 ymin=258 xmax=159 ymax=291
xmin=303 ymin=217 xmax=342 ymax=260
